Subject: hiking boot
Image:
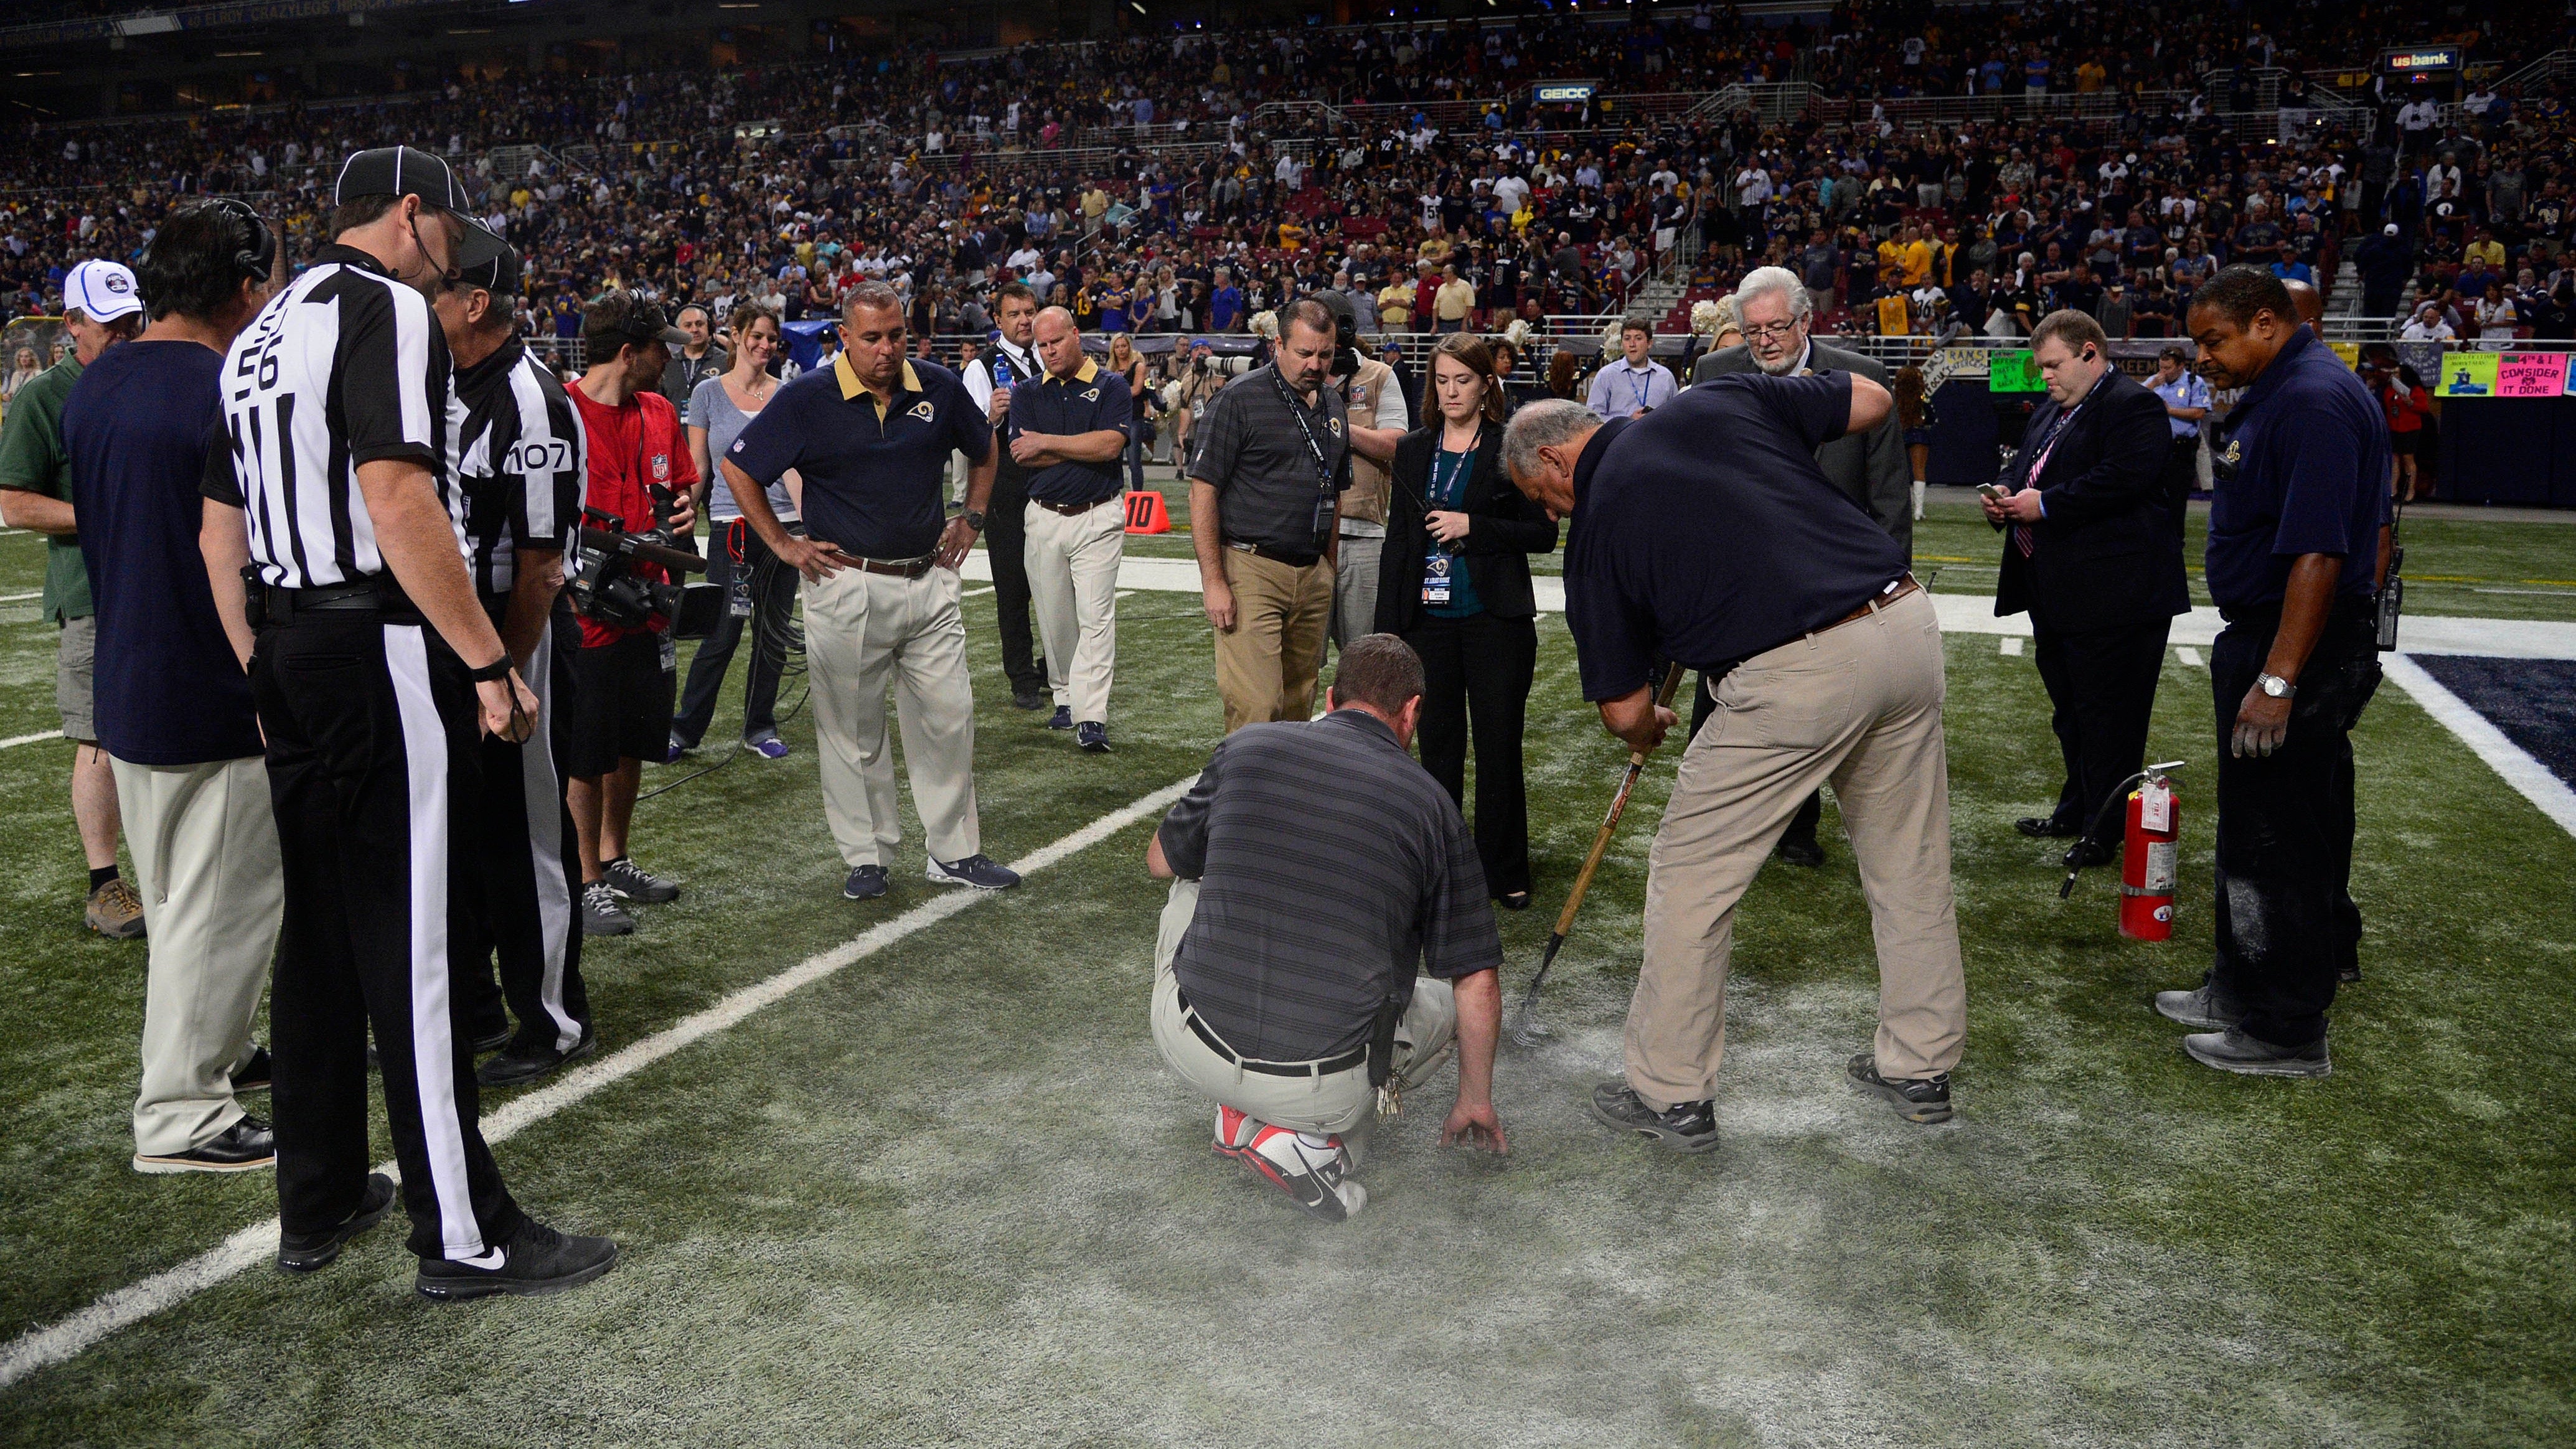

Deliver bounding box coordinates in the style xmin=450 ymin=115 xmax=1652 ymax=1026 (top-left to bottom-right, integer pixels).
xmin=2154 ymin=983 xmax=2244 ymax=1031
xmin=603 ymin=856 xmax=679 ymax=904
xmin=278 ymin=1172 xmax=397 ymax=1273
xmin=1847 ymin=1054 xmax=1954 ymax=1123
xmin=134 ymin=1116 xmax=275 ymax=1175
xmin=926 ymin=853 xmax=1020 ymax=890
xmin=1239 ymin=1124 xmax=1366 ymax=1222
xmin=1587 ymin=1081 xmax=1719 ymax=1153
xmin=414 ymin=1217 xmax=618 ymax=1301
xmin=581 ymin=881 xmax=636 ymax=936
xmin=2183 ymin=1027 xmax=2331 ymax=1078
xmin=85 ymin=876 xmax=146 ymax=940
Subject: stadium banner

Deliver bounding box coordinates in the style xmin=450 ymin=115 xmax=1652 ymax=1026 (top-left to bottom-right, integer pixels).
xmin=2438 ymin=352 xmax=2498 ymax=398
xmin=1987 ymin=350 xmax=2044 ymax=393
xmin=2497 ymin=354 xmax=2573 ymax=400
xmin=2395 ymin=341 xmax=2443 ymax=387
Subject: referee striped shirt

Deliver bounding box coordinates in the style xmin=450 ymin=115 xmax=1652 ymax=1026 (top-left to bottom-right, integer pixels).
xmin=205 ymin=243 xmax=462 ymax=588
xmin=450 ymin=338 xmax=585 ymax=597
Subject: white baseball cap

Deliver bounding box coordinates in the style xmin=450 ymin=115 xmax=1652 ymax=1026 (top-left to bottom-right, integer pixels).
xmin=63 ymin=258 xmax=142 ymax=323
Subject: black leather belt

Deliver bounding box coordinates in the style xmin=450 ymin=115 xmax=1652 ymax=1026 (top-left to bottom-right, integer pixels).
xmin=265 ymin=578 xmax=417 ymax=621
xmin=1177 ymin=988 xmax=1368 ymax=1077
xmin=1224 ymin=538 xmax=1322 ymax=570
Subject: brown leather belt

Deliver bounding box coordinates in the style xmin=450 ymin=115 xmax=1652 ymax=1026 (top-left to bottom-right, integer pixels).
xmin=1034 ymin=495 xmax=1118 ymax=517
xmin=1815 ymin=574 xmax=1921 ymax=635
xmin=850 ymin=553 xmax=936 ymax=579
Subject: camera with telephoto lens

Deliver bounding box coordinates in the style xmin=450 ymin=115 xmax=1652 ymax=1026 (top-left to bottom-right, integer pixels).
xmin=568 ymin=486 xmax=723 ymax=640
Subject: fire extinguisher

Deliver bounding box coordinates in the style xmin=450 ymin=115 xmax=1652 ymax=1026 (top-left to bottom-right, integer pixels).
xmin=2059 ymin=761 xmax=2186 ymax=942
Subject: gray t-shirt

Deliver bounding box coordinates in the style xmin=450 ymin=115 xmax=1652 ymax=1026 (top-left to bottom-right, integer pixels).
xmin=689 ymin=373 xmax=797 ymax=522
xmin=1187 ymin=363 xmax=1353 ymax=556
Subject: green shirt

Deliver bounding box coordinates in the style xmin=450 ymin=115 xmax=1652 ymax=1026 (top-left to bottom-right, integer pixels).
xmin=0 ymin=357 xmax=88 ymax=622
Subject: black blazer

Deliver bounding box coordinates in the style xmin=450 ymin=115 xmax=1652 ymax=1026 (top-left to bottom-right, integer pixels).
xmin=1373 ymin=421 xmax=1558 ymax=634
xmin=1991 ymin=367 xmax=2191 ymax=634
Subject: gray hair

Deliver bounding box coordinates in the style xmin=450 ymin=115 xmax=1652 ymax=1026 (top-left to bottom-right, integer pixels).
xmin=1735 ymin=265 xmax=1812 ymax=323
xmin=1502 ymin=398 xmax=1601 ymax=482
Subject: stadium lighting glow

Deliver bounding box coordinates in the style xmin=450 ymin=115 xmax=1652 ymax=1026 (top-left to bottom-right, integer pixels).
xmin=1131 ymin=1 xmax=1146 ymax=11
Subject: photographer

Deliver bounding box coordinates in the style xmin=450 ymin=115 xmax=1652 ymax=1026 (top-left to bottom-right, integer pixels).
xmin=562 ymin=292 xmax=698 ymax=937
xmin=436 ymin=237 xmax=596 ymax=1087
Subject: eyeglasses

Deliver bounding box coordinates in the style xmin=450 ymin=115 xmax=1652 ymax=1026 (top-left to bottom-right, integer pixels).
xmin=1745 ymin=320 xmax=1803 ymax=342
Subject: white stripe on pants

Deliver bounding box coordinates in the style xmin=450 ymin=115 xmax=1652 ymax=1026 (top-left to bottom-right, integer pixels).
xmin=1022 ymin=499 xmax=1123 ymax=724
xmin=386 ymin=625 xmax=481 ymax=1259
xmin=112 ymin=754 xmax=280 ymax=1157
xmin=804 ymin=564 xmax=982 ymax=868
xmin=518 ymin=615 xmax=580 ymax=1050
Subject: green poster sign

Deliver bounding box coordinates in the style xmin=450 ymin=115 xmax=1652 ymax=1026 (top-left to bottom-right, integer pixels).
xmin=1988 ymin=350 xmax=2045 ymax=393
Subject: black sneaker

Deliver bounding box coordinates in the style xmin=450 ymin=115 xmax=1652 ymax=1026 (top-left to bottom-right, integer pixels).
xmin=133 ymin=1115 xmax=276 ymax=1174
xmin=842 ymin=864 xmax=890 ymax=901
xmin=2153 ymin=983 xmax=2244 ymax=1031
xmin=1846 ymin=1054 xmax=1954 ymax=1123
xmin=1587 ymin=1082 xmax=1719 ymax=1153
xmin=230 ymin=1045 xmax=272 ymax=1094
xmin=1011 ymin=688 xmax=1048 ymax=711
xmin=1076 ymin=721 xmax=1111 ymax=753
xmin=1774 ymin=835 xmax=1825 ymax=868
xmin=2183 ymin=1027 xmax=2331 ymax=1078
xmin=603 ymin=856 xmax=679 ymax=904
xmin=278 ymin=1172 xmax=397 ymax=1273
xmin=477 ymin=1029 xmax=598 ymax=1089
xmin=926 ymin=854 xmax=1020 ymax=890
xmin=414 ymin=1217 xmax=618 ymax=1302
xmin=582 ymin=880 xmax=636 ymax=936
xmin=1045 ymin=705 xmax=1074 ymax=731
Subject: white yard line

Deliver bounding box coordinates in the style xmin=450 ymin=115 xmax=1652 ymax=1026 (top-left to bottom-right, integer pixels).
xmin=2382 ymin=655 xmax=2576 ymax=840
xmin=2174 ymin=646 xmax=2204 ymax=668
xmin=1998 ymin=637 xmax=2023 ymax=657
xmin=961 ymin=586 xmax=994 ymax=599
xmin=0 ymin=730 xmax=63 ymax=751
xmin=0 ymin=591 xmax=38 ymax=604
xmin=0 ymin=774 xmax=1198 ymax=1391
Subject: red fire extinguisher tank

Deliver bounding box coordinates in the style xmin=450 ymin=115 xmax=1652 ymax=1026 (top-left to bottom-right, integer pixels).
xmin=2120 ymin=770 xmax=2180 ymax=942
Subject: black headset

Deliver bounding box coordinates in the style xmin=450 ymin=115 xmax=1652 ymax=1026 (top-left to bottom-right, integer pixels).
xmin=205 ymin=197 xmax=276 ymax=283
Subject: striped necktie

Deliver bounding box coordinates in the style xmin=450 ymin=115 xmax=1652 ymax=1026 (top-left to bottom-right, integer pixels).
xmin=2015 ymin=404 xmax=2082 ymax=557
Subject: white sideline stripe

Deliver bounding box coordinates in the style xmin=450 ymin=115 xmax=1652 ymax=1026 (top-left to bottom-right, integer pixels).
xmin=0 ymin=774 xmax=1199 ymax=1391
xmin=1998 ymin=636 xmax=2023 ymax=657
xmin=2383 ymin=655 xmax=2576 ymax=840
xmin=961 ymin=586 xmax=994 ymax=599
xmin=0 ymin=591 xmax=38 ymax=604
xmin=1 ymin=729 xmax=63 ymax=751
xmin=2174 ymin=646 xmax=2204 ymax=667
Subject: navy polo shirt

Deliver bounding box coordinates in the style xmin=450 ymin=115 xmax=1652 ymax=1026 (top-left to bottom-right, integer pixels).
xmin=2204 ymin=326 xmax=2389 ymax=614
xmin=725 ymin=354 xmax=988 ymax=560
xmin=1563 ymin=373 xmax=1905 ymax=703
xmin=1010 ymin=357 xmax=1132 ymax=505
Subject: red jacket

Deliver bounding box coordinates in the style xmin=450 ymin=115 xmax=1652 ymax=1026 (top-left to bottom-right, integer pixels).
xmin=565 ymin=381 xmax=698 ymax=647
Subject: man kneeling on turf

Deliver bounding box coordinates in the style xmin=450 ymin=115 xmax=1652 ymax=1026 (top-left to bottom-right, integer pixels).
xmin=1146 ymin=634 xmax=1508 ymax=1221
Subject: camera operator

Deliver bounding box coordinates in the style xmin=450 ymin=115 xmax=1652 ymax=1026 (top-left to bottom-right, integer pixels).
xmin=562 ymin=291 xmax=698 ymax=937
xmin=435 ymin=237 xmax=596 ymax=1088
xmin=200 ymin=147 xmax=613 ymax=1295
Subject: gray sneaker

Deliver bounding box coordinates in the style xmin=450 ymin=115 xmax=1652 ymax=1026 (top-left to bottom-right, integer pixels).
xmin=2184 ymin=1027 xmax=2331 ymax=1078
xmin=581 ymin=881 xmax=635 ymax=937
xmin=2154 ymin=983 xmax=2244 ymax=1031
xmin=603 ymin=856 xmax=679 ymax=904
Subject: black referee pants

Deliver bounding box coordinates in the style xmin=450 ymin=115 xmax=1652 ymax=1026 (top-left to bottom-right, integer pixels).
xmin=253 ymin=613 xmax=524 ymax=1262
xmin=459 ymin=607 xmax=591 ymax=1059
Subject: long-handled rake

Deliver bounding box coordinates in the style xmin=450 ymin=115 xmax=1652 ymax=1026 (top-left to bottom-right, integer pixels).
xmin=1510 ymin=664 xmax=1686 ymax=1046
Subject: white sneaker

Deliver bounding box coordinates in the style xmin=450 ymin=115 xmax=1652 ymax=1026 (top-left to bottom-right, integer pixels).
xmin=1241 ymin=1125 xmax=1366 ymax=1222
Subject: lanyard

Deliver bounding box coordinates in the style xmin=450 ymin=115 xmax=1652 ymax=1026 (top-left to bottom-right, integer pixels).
xmin=2028 ymin=398 xmax=2085 ymax=483
xmin=1429 ymin=439 xmax=1474 ymax=509
xmin=1627 ymin=365 xmax=1653 ymax=411
xmin=1269 ymin=368 xmax=1339 ymax=493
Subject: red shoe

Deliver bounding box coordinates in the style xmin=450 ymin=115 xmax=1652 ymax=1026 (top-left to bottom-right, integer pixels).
xmin=1239 ymin=1125 xmax=1366 ymax=1222
xmin=1211 ymin=1105 xmax=1259 ymax=1160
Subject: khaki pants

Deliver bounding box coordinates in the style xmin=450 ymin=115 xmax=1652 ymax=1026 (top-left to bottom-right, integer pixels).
xmin=804 ymin=564 xmax=981 ymax=869
xmin=111 ymin=754 xmax=280 ymax=1156
xmin=1330 ymin=532 xmax=1384 ymax=651
xmin=1149 ymin=880 xmax=1454 ymax=1138
xmin=1023 ymin=498 xmax=1124 ymax=725
xmin=1626 ymin=587 xmax=1966 ymax=1109
xmin=1213 ymin=547 xmax=1333 ymax=735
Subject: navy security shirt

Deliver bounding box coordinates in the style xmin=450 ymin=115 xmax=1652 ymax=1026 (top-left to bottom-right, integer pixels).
xmin=1010 ymin=357 xmax=1132 ymax=505
xmin=62 ymin=340 xmax=264 ymax=766
xmin=2204 ymin=326 xmax=2389 ymax=613
xmin=724 ymin=354 xmax=988 ymax=560
xmin=1563 ymin=373 xmax=1906 ymax=702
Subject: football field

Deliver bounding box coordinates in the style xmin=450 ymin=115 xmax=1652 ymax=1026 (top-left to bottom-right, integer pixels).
xmin=1 ymin=497 xmax=2571 ymax=1447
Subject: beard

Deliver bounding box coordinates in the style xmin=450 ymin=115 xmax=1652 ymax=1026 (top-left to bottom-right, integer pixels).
xmin=1751 ymin=342 xmax=1802 ymax=377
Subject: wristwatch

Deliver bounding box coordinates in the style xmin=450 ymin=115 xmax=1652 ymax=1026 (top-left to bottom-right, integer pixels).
xmin=961 ymin=509 xmax=986 ymax=531
xmin=2256 ymin=672 xmax=2296 ymax=699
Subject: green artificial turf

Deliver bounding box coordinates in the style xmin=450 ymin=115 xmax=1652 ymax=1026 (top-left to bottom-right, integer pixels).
xmin=0 ymin=527 xmax=2571 ymax=1447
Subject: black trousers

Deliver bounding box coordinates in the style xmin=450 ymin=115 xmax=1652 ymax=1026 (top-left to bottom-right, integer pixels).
xmin=1406 ymin=612 xmax=1537 ymax=897
xmin=459 ymin=607 xmax=591 ymax=1058
xmin=1692 ymin=672 xmax=1826 ymax=848
xmin=2206 ymin=601 xmax=2381 ymax=1048
xmin=2159 ymin=433 xmax=2199 ymax=533
xmin=2032 ymin=616 xmax=2173 ymax=845
xmin=673 ymin=520 xmax=798 ymax=746
xmin=253 ymin=613 xmax=524 ymax=1261
xmin=984 ymin=453 xmax=1045 ymax=696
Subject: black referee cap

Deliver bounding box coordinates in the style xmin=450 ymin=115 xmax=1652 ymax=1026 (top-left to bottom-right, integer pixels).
xmin=334 ymin=146 xmax=507 ymax=271
xmin=449 ymin=220 xmax=520 ymax=296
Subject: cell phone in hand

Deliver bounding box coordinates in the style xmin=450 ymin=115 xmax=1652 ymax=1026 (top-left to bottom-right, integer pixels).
xmin=1978 ymin=483 xmax=2010 ymax=502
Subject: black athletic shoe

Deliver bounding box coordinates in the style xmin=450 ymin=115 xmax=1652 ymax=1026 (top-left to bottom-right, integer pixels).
xmin=1045 ymin=705 xmax=1074 ymax=731
xmin=2183 ymin=1027 xmax=2331 ymax=1078
xmin=2153 ymin=983 xmax=2244 ymax=1031
xmin=1774 ymin=835 xmax=1826 ymax=868
xmin=133 ymin=1115 xmax=276 ymax=1174
xmin=582 ymin=880 xmax=636 ymax=935
xmin=1076 ymin=721 xmax=1111 ymax=753
xmin=842 ymin=864 xmax=890 ymax=901
xmin=927 ymin=854 xmax=1020 ymax=890
xmin=2062 ymin=838 xmax=2115 ymax=870
xmin=603 ymin=856 xmax=679 ymax=904
xmin=1587 ymin=1082 xmax=1719 ymax=1153
xmin=1011 ymin=688 xmax=1048 ymax=711
xmin=414 ymin=1217 xmax=618 ymax=1302
xmin=2016 ymin=815 xmax=2082 ymax=839
xmin=278 ymin=1172 xmax=397 ymax=1273
xmin=230 ymin=1045 xmax=272 ymax=1094
xmin=1846 ymin=1054 xmax=1954 ymax=1123
xmin=477 ymin=1029 xmax=598 ymax=1089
